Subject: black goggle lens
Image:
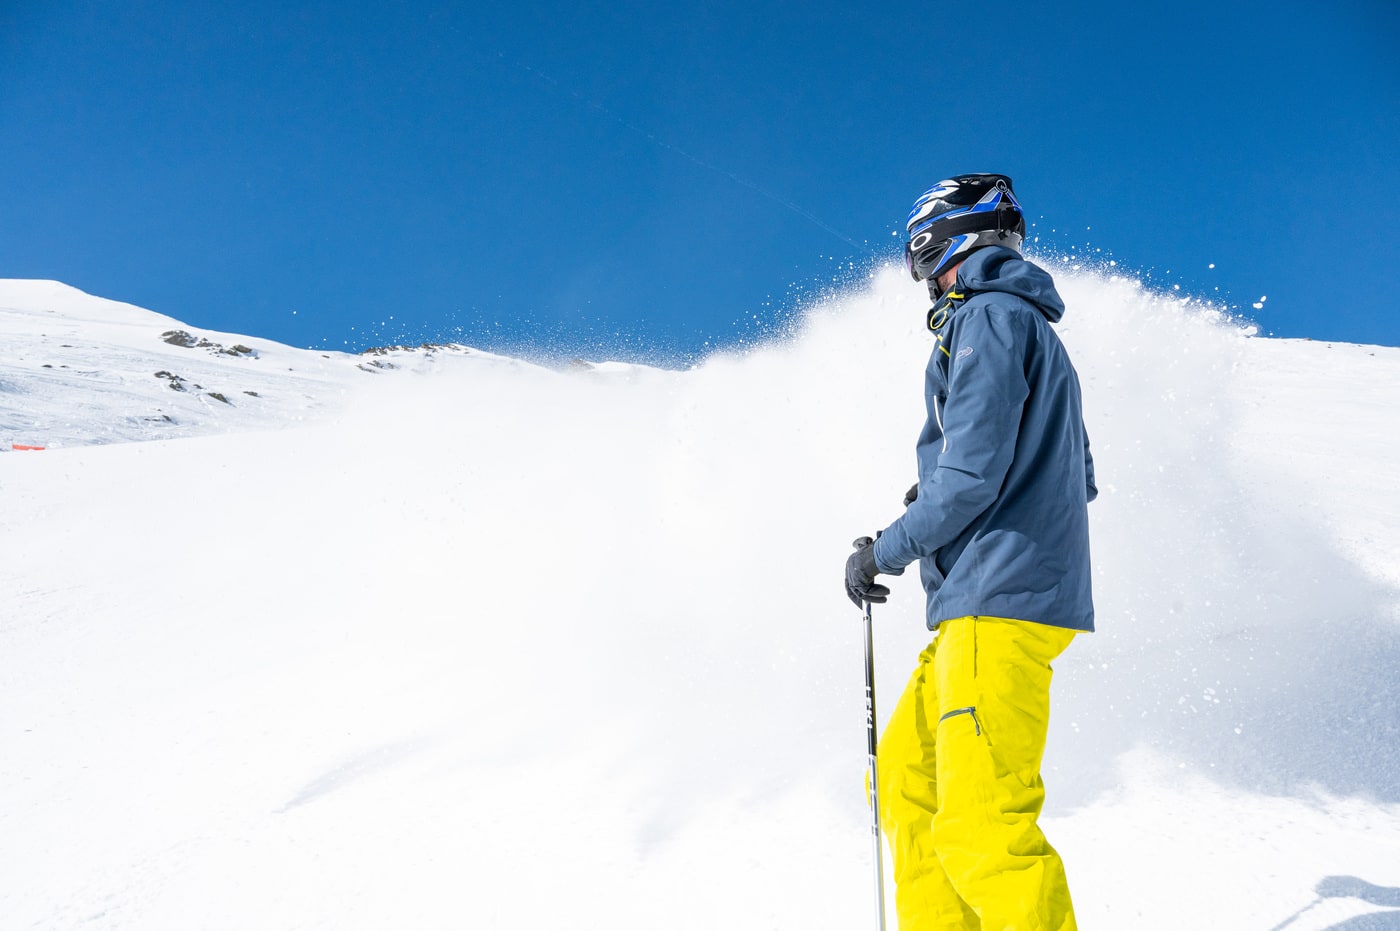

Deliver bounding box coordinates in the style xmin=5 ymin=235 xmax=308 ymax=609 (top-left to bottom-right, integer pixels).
xmin=905 ymin=239 xmax=951 ymax=282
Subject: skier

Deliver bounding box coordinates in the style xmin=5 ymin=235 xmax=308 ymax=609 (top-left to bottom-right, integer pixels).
xmin=844 ymin=173 xmax=1096 ymax=931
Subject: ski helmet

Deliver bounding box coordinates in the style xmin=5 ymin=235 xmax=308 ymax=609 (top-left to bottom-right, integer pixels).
xmin=904 ymin=173 xmax=1026 ymax=283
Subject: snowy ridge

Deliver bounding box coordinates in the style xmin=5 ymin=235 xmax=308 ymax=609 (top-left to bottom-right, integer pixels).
xmin=0 ymin=279 xmax=595 ymax=449
xmin=2 ymin=267 xmax=1399 ymax=930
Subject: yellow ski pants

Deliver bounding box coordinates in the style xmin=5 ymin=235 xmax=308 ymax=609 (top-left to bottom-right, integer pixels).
xmin=876 ymin=615 xmax=1077 ymax=931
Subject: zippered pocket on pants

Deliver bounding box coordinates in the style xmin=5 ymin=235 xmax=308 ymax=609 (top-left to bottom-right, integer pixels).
xmin=939 ymin=705 xmax=982 ymax=736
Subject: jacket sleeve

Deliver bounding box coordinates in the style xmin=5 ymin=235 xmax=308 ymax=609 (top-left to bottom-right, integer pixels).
xmin=873 ymin=306 xmax=1029 ymax=574
xmin=1084 ymin=426 xmax=1098 ymax=503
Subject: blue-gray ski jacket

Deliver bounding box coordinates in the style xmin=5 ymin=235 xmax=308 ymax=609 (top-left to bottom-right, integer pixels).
xmin=872 ymin=246 xmax=1097 ymax=632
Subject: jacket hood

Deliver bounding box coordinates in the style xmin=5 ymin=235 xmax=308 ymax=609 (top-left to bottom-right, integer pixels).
xmin=955 ymin=246 xmax=1065 ymax=323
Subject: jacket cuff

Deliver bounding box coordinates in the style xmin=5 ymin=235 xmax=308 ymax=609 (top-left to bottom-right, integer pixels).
xmin=872 ymin=535 xmax=906 ymax=576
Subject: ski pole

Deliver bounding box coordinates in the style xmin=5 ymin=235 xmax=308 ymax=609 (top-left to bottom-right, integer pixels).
xmin=863 ymin=597 xmax=887 ymax=931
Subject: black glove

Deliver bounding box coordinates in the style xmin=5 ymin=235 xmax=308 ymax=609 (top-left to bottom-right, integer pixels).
xmin=903 ymin=483 xmax=919 ymax=507
xmin=845 ymin=536 xmax=890 ymax=607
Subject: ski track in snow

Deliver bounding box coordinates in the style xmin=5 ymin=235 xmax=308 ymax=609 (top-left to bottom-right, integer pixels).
xmin=1 ymin=271 xmax=1399 ymax=930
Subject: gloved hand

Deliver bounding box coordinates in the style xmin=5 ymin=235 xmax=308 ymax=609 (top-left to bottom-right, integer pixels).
xmin=903 ymin=483 xmax=919 ymax=507
xmin=845 ymin=536 xmax=890 ymax=607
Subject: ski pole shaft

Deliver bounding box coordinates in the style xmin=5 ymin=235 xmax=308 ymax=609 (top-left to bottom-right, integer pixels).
xmin=863 ymin=598 xmax=887 ymax=931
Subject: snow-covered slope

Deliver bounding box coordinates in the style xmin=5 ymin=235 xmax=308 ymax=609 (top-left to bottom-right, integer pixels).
xmin=0 ymin=279 xmax=538 ymax=449
xmin=1 ymin=270 xmax=1398 ymax=930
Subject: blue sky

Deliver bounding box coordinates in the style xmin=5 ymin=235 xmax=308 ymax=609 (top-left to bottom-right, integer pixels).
xmin=3 ymin=0 xmax=1397 ymax=361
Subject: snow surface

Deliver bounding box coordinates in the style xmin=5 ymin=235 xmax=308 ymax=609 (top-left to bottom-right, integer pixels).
xmin=2 ymin=269 xmax=1399 ymax=930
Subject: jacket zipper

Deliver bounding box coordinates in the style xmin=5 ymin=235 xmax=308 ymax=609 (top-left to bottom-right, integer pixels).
xmin=934 ymin=395 xmax=948 ymax=453
xmin=939 ymin=706 xmax=982 ymax=735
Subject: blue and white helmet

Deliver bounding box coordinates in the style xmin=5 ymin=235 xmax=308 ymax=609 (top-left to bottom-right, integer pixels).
xmin=904 ymin=173 xmax=1026 ymax=283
